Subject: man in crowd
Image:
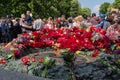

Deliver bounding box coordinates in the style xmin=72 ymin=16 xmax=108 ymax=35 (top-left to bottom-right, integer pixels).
xmin=1 ymin=17 xmax=6 ymax=43
xmin=6 ymin=14 xmax=14 ymax=42
xmin=25 ymin=10 xmax=32 ymax=26
xmin=0 ymin=19 xmax=1 ymax=43
xmin=89 ymin=13 xmax=99 ymax=25
xmin=20 ymin=14 xmax=32 ymax=33
xmin=33 ymin=15 xmax=44 ymax=31
xmin=59 ymin=15 xmax=68 ymax=27
xmin=110 ymin=11 xmax=117 ymax=20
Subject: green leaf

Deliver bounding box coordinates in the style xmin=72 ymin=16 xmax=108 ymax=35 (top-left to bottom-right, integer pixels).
xmin=5 ymin=53 xmax=13 ymax=60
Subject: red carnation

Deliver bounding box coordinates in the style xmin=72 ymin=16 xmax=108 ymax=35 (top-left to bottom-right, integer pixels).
xmin=39 ymin=58 xmax=43 ymax=63
xmin=92 ymin=50 xmax=99 ymax=57
xmin=14 ymin=50 xmax=20 ymax=58
xmin=0 ymin=58 xmax=6 ymax=64
xmin=21 ymin=56 xmax=30 ymax=65
xmin=31 ymin=57 xmax=36 ymax=62
xmin=100 ymin=29 xmax=106 ymax=35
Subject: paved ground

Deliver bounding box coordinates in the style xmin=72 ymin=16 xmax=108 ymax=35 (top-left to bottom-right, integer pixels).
xmin=0 ymin=68 xmax=50 ymax=80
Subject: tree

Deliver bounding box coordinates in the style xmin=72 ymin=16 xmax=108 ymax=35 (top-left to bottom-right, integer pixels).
xmin=112 ymin=0 xmax=120 ymax=10
xmin=29 ymin=0 xmax=60 ymax=18
xmin=69 ymin=0 xmax=81 ymax=17
xmin=80 ymin=8 xmax=91 ymax=18
xmin=100 ymin=2 xmax=110 ymax=14
xmin=0 ymin=0 xmax=12 ymax=17
xmin=11 ymin=0 xmax=31 ymax=17
xmin=56 ymin=0 xmax=72 ymax=17
xmin=0 ymin=0 xmax=82 ymax=18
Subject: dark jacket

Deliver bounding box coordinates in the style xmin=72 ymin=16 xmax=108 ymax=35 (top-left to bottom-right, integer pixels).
xmin=1 ymin=22 xmax=6 ymax=33
xmin=6 ymin=20 xmax=13 ymax=33
xmin=25 ymin=15 xmax=32 ymax=26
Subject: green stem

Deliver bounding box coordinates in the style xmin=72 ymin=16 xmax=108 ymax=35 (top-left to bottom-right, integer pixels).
xmin=41 ymin=67 xmax=48 ymax=78
xmin=27 ymin=65 xmax=29 ymax=74
xmin=69 ymin=67 xmax=76 ymax=80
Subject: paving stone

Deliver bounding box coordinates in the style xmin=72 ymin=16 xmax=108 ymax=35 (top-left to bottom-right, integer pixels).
xmin=0 ymin=68 xmax=51 ymax=80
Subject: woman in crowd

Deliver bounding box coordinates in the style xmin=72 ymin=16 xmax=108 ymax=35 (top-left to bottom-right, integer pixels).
xmin=73 ymin=15 xmax=87 ymax=29
xmin=44 ymin=17 xmax=54 ymax=29
xmin=103 ymin=16 xmax=114 ymax=30
xmin=73 ymin=17 xmax=80 ymax=27
xmin=106 ymin=17 xmax=120 ymax=40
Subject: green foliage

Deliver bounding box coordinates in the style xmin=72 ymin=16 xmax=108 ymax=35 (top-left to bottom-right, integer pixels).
xmin=0 ymin=0 xmax=91 ymax=18
xmin=0 ymin=0 xmax=11 ymax=17
xmin=11 ymin=0 xmax=31 ymax=17
xmin=112 ymin=0 xmax=120 ymax=10
xmin=33 ymin=65 xmax=71 ymax=80
xmin=100 ymin=2 xmax=110 ymax=14
xmin=80 ymin=8 xmax=91 ymax=17
xmin=41 ymin=57 xmax=55 ymax=78
xmin=107 ymin=4 xmax=113 ymax=14
xmin=69 ymin=0 xmax=80 ymax=17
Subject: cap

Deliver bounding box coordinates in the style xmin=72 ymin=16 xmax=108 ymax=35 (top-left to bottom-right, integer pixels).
xmin=100 ymin=14 xmax=106 ymax=18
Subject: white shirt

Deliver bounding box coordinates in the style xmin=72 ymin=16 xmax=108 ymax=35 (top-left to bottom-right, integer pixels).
xmin=33 ymin=19 xmax=44 ymax=30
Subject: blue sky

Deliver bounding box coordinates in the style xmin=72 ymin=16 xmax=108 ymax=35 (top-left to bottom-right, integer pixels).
xmin=79 ymin=0 xmax=114 ymax=15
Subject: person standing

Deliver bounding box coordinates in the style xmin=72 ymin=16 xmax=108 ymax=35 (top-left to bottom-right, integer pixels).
xmin=20 ymin=14 xmax=32 ymax=33
xmin=68 ymin=17 xmax=73 ymax=28
xmin=59 ymin=15 xmax=68 ymax=27
xmin=1 ymin=17 xmax=7 ymax=43
xmin=89 ymin=13 xmax=99 ymax=25
xmin=6 ymin=14 xmax=14 ymax=42
xmin=110 ymin=11 xmax=117 ymax=20
xmin=106 ymin=17 xmax=120 ymax=40
xmin=96 ymin=14 xmax=106 ymax=28
xmin=13 ymin=18 xmax=22 ymax=38
xmin=103 ymin=16 xmax=113 ymax=30
xmin=33 ymin=15 xmax=44 ymax=31
xmin=25 ymin=10 xmax=33 ymax=26
xmin=0 ymin=19 xmax=2 ymax=43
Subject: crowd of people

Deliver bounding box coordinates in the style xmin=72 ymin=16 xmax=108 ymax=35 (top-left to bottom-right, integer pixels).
xmin=0 ymin=10 xmax=120 ymax=43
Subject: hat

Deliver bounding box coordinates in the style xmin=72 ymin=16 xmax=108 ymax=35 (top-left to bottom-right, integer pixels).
xmin=100 ymin=14 xmax=106 ymax=19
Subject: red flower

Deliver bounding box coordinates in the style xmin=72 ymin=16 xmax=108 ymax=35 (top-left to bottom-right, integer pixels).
xmin=89 ymin=26 xmax=96 ymax=32
xmin=18 ymin=45 xmax=23 ymax=49
xmin=92 ymin=50 xmax=99 ymax=57
xmin=39 ymin=58 xmax=43 ymax=63
xmin=43 ymin=40 xmax=53 ymax=47
xmin=0 ymin=58 xmax=6 ymax=64
xmin=95 ymin=27 xmax=101 ymax=32
xmin=4 ymin=43 xmax=7 ymax=47
xmin=31 ymin=57 xmax=36 ymax=62
xmin=100 ymin=29 xmax=106 ymax=35
xmin=21 ymin=56 xmax=30 ymax=65
xmin=34 ymin=42 xmax=44 ymax=48
xmin=22 ymin=33 xmax=29 ymax=37
xmin=14 ymin=50 xmax=20 ymax=58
